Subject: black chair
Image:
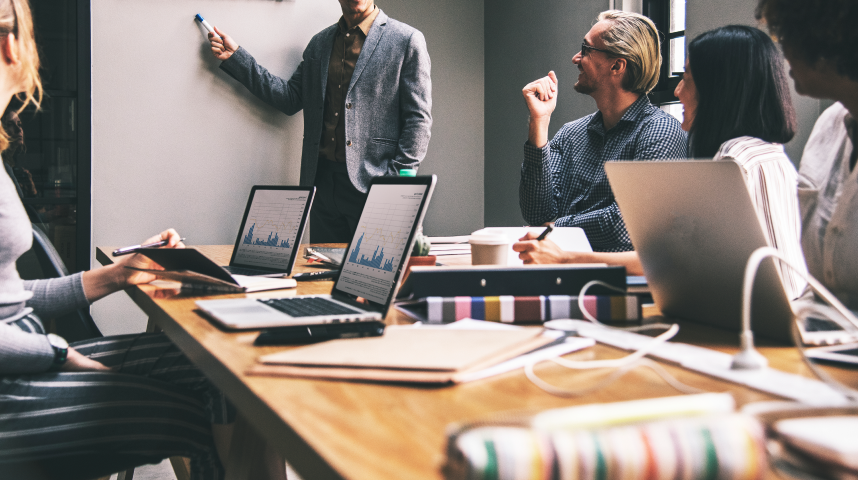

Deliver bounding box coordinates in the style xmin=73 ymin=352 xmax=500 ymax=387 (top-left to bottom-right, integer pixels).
xmin=16 ymin=224 xmax=102 ymax=341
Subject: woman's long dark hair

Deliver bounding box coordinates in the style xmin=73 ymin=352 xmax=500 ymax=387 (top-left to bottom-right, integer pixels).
xmin=687 ymin=25 xmax=796 ymax=158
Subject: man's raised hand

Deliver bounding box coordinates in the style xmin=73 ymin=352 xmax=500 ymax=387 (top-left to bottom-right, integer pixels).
xmin=522 ymin=71 xmax=558 ymax=120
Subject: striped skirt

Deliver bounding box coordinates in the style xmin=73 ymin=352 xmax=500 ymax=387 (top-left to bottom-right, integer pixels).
xmin=0 ymin=314 xmax=235 ymax=480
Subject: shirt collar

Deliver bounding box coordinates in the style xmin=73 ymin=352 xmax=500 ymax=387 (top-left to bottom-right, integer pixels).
xmin=588 ymin=94 xmax=652 ymax=132
xmin=337 ymin=5 xmax=380 ymax=36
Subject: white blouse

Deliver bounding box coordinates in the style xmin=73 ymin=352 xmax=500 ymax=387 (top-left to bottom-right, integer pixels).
xmin=715 ymin=136 xmax=807 ymax=300
xmin=797 ymin=102 xmax=858 ymax=308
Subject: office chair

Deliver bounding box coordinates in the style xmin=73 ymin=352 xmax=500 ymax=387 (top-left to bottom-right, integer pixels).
xmin=16 ymin=225 xmax=103 ymax=341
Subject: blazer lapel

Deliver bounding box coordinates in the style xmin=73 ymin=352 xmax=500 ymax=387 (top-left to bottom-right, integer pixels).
xmin=318 ymin=25 xmax=337 ymax=105
xmin=348 ymin=10 xmax=388 ymax=93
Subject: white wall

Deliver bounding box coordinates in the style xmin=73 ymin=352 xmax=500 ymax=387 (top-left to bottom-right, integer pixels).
xmin=90 ymin=0 xmax=485 ymax=334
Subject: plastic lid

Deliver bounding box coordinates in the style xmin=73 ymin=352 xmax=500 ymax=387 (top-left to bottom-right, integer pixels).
xmin=399 ymin=169 xmax=417 ymax=177
xmin=468 ymin=233 xmax=509 ymax=245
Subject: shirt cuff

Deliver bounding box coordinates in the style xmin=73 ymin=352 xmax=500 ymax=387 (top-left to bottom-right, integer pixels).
xmin=523 ymin=141 xmax=550 ymax=165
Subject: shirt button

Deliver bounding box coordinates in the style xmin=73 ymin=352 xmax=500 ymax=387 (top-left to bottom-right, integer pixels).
xmin=347 ymin=140 xmax=352 ymax=146
xmin=334 ymin=112 xmax=338 ymax=116
xmin=346 ymin=103 xmax=352 ymax=109
xmin=332 ymin=138 xmax=335 ymax=141
xmin=346 ymin=33 xmax=350 ymax=37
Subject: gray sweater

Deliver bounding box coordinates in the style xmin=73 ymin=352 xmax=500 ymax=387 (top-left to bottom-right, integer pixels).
xmin=0 ymin=166 xmax=89 ymax=374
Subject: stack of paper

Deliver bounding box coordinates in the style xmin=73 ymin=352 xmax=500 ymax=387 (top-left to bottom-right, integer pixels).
xmin=250 ymin=322 xmax=592 ymax=384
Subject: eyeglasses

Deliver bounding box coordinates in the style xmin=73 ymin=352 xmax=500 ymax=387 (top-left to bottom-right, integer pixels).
xmin=580 ymin=43 xmax=614 ymax=56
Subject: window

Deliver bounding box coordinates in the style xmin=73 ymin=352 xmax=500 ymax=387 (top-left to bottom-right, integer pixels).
xmin=643 ymin=0 xmax=686 ymax=119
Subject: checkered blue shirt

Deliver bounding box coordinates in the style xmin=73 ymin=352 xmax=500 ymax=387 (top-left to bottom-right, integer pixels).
xmin=520 ymin=95 xmax=688 ymax=252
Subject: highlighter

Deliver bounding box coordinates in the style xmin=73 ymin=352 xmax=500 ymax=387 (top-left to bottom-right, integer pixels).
xmin=195 ymin=14 xmax=221 ymax=39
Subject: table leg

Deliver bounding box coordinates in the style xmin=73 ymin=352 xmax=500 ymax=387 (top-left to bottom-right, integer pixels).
xmin=224 ymin=414 xmax=268 ymax=480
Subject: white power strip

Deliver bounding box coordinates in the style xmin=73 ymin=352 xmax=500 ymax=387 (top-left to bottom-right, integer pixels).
xmin=548 ymin=320 xmax=850 ymax=406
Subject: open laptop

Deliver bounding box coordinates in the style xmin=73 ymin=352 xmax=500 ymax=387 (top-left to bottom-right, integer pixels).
xmin=196 ymin=175 xmax=437 ymax=329
xmin=605 ymin=160 xmax=795 ymax=342
xmin=221 ymin=186 xmax=315 ymax=277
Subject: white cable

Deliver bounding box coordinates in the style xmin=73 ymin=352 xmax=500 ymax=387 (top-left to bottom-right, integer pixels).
xmin=576 ymin=280 xmax=674 ymax=332
xmin=550 ymin=323 xmax=679 ymax=370
xmin=742 ymin=247 xmax=858 ymax=400
xmin=524 ymin=357 xmax=705 ymax=397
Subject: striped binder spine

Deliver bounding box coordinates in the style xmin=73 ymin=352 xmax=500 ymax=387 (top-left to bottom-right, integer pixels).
xmin=425 ymin=295 xmax=640 ymax=324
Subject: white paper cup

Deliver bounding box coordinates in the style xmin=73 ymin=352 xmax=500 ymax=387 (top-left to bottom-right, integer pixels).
xmin=469 ymin=233 xmax=509 ymax=265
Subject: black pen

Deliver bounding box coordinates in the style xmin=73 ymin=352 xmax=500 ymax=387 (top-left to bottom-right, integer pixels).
xmin=535 ymin=225 xmax=553 ymax=241
xmin=292 ymin=270 xmax=340 ymax=281
xmin=112 ymin=238 xmax=186 ymax=256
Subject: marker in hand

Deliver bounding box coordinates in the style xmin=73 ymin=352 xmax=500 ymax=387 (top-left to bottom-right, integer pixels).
xmin=195 ymin=13 xmax=221 ymax=38
xmin=112 ymin=238 xmax=186 ymax=257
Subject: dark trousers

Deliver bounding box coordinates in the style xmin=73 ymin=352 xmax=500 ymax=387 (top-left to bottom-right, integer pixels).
xmin=311 ymin=159 xmax=368 ymax=243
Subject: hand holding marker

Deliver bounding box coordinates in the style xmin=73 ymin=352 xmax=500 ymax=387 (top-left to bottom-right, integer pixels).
xmin=196 ymin=13 xmax=238 ymax=61
xmin=194 ymin=14 xmax=220 ymax=38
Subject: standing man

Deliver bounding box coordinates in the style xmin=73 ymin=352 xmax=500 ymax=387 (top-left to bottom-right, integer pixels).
xmin=519 ymin=10 xmax=686 ymax=252
xmin=208 ymin=0 xmax=432 ymax=242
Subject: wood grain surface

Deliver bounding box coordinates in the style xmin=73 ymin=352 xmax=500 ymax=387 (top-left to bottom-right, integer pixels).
xmin=96 ymin=245 xmax=858 ymax=480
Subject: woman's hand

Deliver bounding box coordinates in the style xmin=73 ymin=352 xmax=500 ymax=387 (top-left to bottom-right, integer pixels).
xmin=81 ymin=229 xmax=185 ymax=302
xmin=113 ymin=229 xmax=186 ymax=287
xmin=61 ymin=347 xmax=111 ymax=372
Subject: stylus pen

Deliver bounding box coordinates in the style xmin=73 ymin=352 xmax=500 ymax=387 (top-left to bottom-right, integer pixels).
xmin=292 ymin=270 xmax=340 ymax=281
xmin=112 ymin=238 xmax=186 ymax=257
xmin=535 ymin=225 xmax=553 ymax=241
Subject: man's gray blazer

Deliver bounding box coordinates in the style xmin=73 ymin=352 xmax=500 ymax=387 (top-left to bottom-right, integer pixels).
xmin=220 ymin=10 xmax=432 ymax=193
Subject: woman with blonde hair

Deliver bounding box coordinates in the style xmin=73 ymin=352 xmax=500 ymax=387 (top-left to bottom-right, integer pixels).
xmin=0 ymin=1 xmax=286 ymax=478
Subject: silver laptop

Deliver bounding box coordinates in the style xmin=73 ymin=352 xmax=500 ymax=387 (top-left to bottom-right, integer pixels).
xmin=196 ymin=175 xmax=437 ymax=329
xmin=222 ymin=186 xmax=315 ymax=277
xmin=605 ymin=160 xmax=795 ymax=342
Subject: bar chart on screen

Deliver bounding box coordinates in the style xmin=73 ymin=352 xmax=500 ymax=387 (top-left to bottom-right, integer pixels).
xmin=337 ymin=184 xmax=426 ymax=304
xmin=233 ymin=191 xmax=310 ymax=268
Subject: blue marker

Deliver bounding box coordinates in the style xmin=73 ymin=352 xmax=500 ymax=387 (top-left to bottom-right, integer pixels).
xmin=195 ymin=14 xmax=221 ymax=39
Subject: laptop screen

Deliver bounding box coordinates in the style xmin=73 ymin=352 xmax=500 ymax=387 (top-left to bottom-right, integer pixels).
xmin=334 ymin=177 xmax=435 ymax=308
xmin=229 ymin=186 xmax=315 ymax=273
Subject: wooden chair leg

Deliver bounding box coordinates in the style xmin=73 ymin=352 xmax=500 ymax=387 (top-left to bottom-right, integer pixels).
xmin=170 ymin=456 xmax=191 ymax=480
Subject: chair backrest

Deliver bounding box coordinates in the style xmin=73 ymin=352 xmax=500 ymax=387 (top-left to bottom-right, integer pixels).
xmin=22 ymin=225 xmax=103 ymax=341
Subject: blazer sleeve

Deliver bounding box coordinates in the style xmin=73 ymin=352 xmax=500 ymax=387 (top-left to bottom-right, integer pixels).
xmin=220 ymin=46 xmax=305 ymax=116
xmin=393 ymin=31 xmax=432 ymax=172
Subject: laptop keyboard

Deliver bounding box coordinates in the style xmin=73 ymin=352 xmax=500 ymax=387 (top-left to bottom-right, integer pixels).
xmin=259 ymin=297 xmax=362 ymax=317
xmin=224 ymin=266 xmax=278 ymax=276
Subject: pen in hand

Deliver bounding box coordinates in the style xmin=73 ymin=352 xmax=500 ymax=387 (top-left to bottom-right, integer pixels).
xmin=112 ymin=238 xmax=186 ymax=257
xmin=535 ymin=225 xmax=553 ymax=241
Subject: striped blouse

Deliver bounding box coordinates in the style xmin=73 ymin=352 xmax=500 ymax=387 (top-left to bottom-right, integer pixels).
xmin=714 ymin=136 xmax=807 ymax=299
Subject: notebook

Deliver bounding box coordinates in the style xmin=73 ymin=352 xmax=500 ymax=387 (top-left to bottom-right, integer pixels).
xmin=250 ymin=324 xmax=563 ymax=384
xmin=222 ymin=186 xmax=315 ymax=277
xmin=604 ymin=160 xmax=795 ymax=342
xmin=195 ymin=175 xmax=437 ymax=329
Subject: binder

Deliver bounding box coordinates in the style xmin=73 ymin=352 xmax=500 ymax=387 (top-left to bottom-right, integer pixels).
xmin=396 ymin=264 xmax=626 ymax=299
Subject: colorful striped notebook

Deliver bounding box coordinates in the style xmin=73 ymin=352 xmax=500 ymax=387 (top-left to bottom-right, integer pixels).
xmin=424 ymin=295 xmax=640 ymax=324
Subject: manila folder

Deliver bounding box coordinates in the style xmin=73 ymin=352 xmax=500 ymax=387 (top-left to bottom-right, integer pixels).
xmin=250 ymin=326 xmax=551 ymax=384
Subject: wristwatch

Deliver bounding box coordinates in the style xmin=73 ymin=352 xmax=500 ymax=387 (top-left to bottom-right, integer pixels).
xmin=46 ymin=333 xmax=69 ymax=368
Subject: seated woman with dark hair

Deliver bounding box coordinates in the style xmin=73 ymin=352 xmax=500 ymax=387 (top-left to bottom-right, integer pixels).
xmin=513 ymin=24 xmax=807 ymax=300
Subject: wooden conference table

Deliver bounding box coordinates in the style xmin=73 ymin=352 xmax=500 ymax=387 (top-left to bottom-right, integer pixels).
xmin=96 ymin=244 xmax=858 ymax=480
